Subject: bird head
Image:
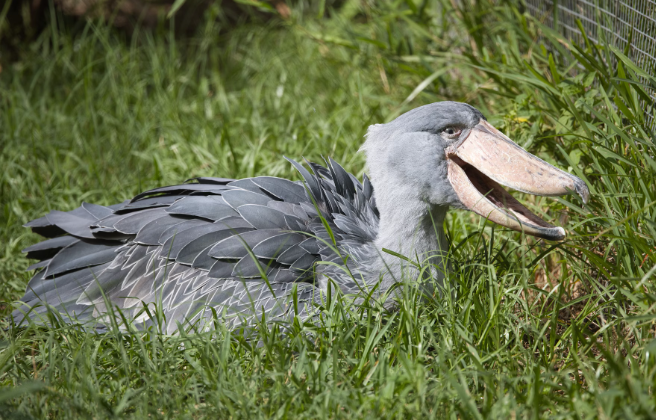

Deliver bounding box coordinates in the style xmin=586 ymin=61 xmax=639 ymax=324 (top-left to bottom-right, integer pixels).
xmin=362 ymin=101 xmax=589 ymax=241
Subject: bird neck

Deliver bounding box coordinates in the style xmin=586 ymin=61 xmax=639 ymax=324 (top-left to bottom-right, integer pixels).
xmin=373 ymin=189 xmax=449 ymax=286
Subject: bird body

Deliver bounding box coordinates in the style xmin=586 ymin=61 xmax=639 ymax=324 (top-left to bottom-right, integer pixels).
xmin=12 ymin=102 xmax=589 ymax=333
xmin=16 ymin=161 xmax=380 ymax=332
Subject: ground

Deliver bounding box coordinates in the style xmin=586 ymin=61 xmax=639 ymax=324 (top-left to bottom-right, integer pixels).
xmin=1 ymin=1 xmax=655 ymax=418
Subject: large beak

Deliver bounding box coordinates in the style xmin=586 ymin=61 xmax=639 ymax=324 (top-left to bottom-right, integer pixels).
xmin=446 ymin=120 xmax=589 ymax=241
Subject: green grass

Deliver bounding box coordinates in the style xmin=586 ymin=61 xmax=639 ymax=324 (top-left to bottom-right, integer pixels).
xmin=1 ymin=1 xmax=656 ymax=418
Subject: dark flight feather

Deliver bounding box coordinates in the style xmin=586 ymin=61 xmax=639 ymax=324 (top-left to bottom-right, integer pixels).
xmin=166 ymin=196 xmax=238 ymax=221
xmin=23 ymin=236 xmax=79 ymax=260
xmin=132 ymin=183 xmax=230 ymax=201
xmin=45 ymin=210 xmax=96 ymax=239
xmin=116 ymin=196 xmax=182 ymax=213
xmin=191 ymin=177 xmax=234 ymax=185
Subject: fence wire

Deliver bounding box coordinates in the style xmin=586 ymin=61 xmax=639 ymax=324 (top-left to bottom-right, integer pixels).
xmin=524 ymin=0 xmax=656 ymax=125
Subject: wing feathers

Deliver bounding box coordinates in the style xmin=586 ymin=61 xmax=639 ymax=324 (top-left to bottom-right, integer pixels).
xmin=166 ymin=196 xmax=238 ymax=221
xmin=132 ymin=183 xmax=230 ymax=201
xmin=252 ymin=233 xmax=306 ymax=259
xmin=208 ymin=229 xmax=281 ymax=259
xmin=134 ymin=215 xmax=188 ymax=245
xmin=221 ymin=189 xmax=272 ymax=209
xmin=276 ymin=244 xmax=307 ymax=265
xmin=44 ymin=241 xmax=117 ymax=278
xmin=45 ymin=210 xmax=96 ymax=239
xmin=82 ymin=202 xmax=114 ymax=219
xmin=18 ymin=158 xmax=379 ymax=331
xmin=252 ymin=177 xmax=307 ymax=203
xmin=237 ymin=205 xmax=289 ymax=230
xmin=177 ymin=227 xmax=252 ymax=265
xmin=232 ymin=256 xmax=276 ymax=278
xmin=23 ymin=236 xmax=79 ymax=260
xmin=114 ymin=208 xmax=169 ymax=234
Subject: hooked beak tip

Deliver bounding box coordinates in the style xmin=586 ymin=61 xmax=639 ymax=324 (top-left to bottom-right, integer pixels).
xmin=532 ymin=226 xmax=566 ymax=242
xmin=549 ymin=226 xmax=567 ymax=242
xmin=574 ymin=178 xmax=590 ymax=205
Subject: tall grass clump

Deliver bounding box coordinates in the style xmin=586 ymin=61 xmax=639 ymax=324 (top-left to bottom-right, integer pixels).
xmin=1 ymin=0 xmax=655 ymax=418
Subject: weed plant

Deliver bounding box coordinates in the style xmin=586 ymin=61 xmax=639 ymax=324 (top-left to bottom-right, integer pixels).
xmin=1 ymin=0 xmax=655 ymax=418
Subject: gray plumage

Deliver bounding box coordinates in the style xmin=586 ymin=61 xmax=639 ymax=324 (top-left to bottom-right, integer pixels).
xmin=12 ymin=102 xmax=588 ymax=333
xmin=14 ymin=154 xmax=380 ymax=333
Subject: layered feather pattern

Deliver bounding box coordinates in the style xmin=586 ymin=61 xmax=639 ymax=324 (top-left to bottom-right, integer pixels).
xmin=13 ymin=159 xmax=379 ymax=333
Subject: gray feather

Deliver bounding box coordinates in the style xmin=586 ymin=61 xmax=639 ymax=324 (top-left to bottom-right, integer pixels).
xmin=252 ymin=233 xmax=305 ymax=259
xmin=114 ymin=208 xmax=169 ymax=234
xmin=160 ymin=223 xmax=228 ymax=259
xmin=117 ymin=196 xmax=182 ymax=213
xmin=213 ymin=217 xmax=254 ymax=229
xmin=237 ymin=205 xmax=288 ymax=230
xmin=290 ymin=253 xmax=317 ymax=271
xmin=134 ymin=215 xmax=188 ymax=245
xmin=158 ymin=219 xmax=208 ymax=245
xmin=167 ymin=196 xmax=238 ymax=221
xmin=23 ymin=236 xmax=79 ymax=260
xmin=273 ymin=269 xmax=298 ymax=283
xmin=328 ymin=157 xmax=356 ymax=199
xmin=267 ymin=201 xmax=296 ymax=214
xmin=275 ymin=243 xmax=307 ymax=265
xmin=193 ymin=177 xmax=234 ymax=185
xmin=232 ymin=256 xmax=275 ymax=278
xmin=44 ymin=241 xmax=117 ymax=278
xmin=177 ymin=227 xmax=252 ymax=265
xmin=226 ymin=179 xmax=266 ymax=195
xmin=208 ymin=260 xmax=236 ymax=278
xmin=82 ymin=202 xmax=114 ymax=220
xmin=22 ymin=264 xmax=104 ymax=303
xmin=27 ymin=260 xmax=50 ymax=271
xmin=192 ymin=246 xmax=221 ymax=270
xmin=221 ymin=189 xmax=272 ymax=209
xmin=45 ymin=210 xmax=96 ymax=239
xmin=285 ymin=157 xmax=323 ymax=202
xmin=132 ymin=183 xmax=230 ymax=200
xmin=124 ymin=244 xmax=149 ymax=268
xmin=93 ymin=213 xmax=128 ymax=229
xmin=299 ymin=238 xmax=320 ymax=254
xmin=252 ymin=177 xmax=307 ymax=203
xmin=208 ymin=229 xmax=281 ymax=259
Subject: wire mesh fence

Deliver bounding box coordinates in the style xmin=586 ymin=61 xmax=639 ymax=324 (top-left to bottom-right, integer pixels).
xmin=523 ymin=0 xmax=656 ymax=125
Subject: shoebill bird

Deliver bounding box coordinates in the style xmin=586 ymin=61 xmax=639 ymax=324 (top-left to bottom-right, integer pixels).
xmin=12 ymin=102 xmax=589 ymax=333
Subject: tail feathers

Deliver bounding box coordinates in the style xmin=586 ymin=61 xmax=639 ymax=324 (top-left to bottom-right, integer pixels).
xmin=12 ymin=263 xmax=112 ymax=327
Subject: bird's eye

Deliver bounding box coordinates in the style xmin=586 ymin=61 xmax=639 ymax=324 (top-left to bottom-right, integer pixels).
xmin=443 ymin=127 xmax=462 ymax=138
